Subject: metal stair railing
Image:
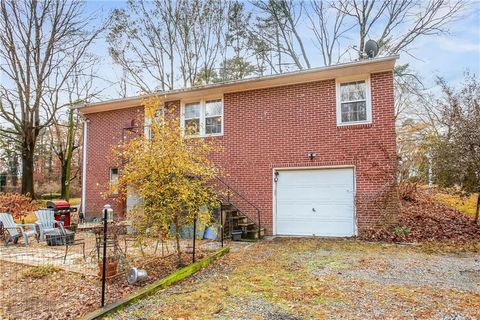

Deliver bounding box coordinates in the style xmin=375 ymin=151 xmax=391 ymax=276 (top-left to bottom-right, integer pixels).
xmin=213 ymin=177 xmax=262 ymax=240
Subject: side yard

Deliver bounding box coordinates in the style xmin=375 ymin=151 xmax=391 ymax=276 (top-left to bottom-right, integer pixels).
xmin=110 ymin=238 xmax=480 ymax=319
xmin=0 ymin=236 xmax=220 ymax=320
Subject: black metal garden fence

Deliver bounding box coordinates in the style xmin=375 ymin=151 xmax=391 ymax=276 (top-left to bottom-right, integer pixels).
xmin=0 ymin=204 xmax=225 ymax=320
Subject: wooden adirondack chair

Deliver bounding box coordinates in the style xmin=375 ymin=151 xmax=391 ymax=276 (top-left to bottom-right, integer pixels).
xmin=35 ymin=209 xmax=61 ymax=241
xmin=0 ymin=212 xmax=37 ymax=246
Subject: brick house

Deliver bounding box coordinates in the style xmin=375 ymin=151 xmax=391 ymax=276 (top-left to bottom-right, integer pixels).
xmin=77 ymin=56 xmax=398 ymax=237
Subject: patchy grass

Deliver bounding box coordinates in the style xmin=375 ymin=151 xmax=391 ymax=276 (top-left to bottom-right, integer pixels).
xmin=435 ymin=192 xmax=478 ymax=216
xmin=21 ymin=264 xmax=62 ymax=279
xmin=109 ymin=239 xmax=480 ymax=319
xmin=21 ymin=213 xmax=37 ymax=224
xmin=35 ymin=197 xmax=81 ymax=208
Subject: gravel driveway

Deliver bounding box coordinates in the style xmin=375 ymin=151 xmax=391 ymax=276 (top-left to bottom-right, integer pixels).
xmin=109 ymin=238 xmax=480 ymax=320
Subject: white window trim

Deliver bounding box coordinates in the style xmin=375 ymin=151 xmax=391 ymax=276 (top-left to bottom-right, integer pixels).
xmin=336 ymin=75 xmax=372 ymax=126
xmin=180 ymin=97 xmax=224 ymax=137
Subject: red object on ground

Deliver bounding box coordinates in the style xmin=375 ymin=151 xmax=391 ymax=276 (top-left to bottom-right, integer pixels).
xmin=47 ymin=201 xmax=77 ymax=228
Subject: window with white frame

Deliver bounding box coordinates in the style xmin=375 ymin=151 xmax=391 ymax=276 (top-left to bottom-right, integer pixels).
xmin=145 ymin=106 xmax=165 ymax=139
xmin=336 ymin=78 xmax=371 ymax=125
xmin=205 ymin=99 xmax=222 ymax=134
xmin=182 ymin=99 xmax=223 ymax=136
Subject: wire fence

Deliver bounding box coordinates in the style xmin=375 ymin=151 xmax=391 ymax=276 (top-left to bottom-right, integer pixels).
xmin=0 ymin=210 xmax=224 ymax=320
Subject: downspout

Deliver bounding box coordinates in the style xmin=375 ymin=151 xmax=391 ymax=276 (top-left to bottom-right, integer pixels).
xmin=81 ymin=118 xmax=89 ymax=218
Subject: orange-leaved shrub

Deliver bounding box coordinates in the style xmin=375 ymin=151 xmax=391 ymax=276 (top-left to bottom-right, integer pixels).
xmin=0 ymin=193 xmax=37 ymax=220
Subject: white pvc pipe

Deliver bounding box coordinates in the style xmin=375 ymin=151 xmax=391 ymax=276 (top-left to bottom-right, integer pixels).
xmin=81 ymin=119 xmax=88 ymax=218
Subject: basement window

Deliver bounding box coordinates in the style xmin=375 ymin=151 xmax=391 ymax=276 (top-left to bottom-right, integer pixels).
xmin=181 ymin=98 xmax=223 ymax=137
xmin=336 ymin=77 xmax=372 ymax=125
xmin=110 ymin=168 xmax=119 ymax=195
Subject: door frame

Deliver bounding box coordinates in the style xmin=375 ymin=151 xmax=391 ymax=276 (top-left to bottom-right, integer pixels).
xmin=272 ymin=165 xmax=357 ymax=236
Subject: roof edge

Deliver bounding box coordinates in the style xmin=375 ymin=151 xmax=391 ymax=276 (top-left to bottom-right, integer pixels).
xmin=77 ymin=55 xmax=398 ymax=114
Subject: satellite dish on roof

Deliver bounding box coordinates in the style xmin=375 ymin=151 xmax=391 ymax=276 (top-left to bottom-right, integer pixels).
xmin=364 ymin=40 xmax=379 ymax=58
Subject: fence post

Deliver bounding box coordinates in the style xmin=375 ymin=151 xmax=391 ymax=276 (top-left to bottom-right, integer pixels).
xmin=220 ymin=208 xmax=224 ymax=248
xmin=101 ymin=204 xmax=112 ymax=307
xmin=192 ymin=213 xmax=197 ymax=263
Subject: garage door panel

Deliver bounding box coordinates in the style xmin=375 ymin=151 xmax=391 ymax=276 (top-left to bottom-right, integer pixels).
xmin=277 ymin=219 xmax=355 ymax=236
xmin=277 ymin=201 xmax=353 ymax=211
xmin=275 ymin=168 xmax=355 ymax=237
xmin=277 ymin=203 xmax=353 ymax=219
xmin=277 ymin=188 xmax=352 ymax=200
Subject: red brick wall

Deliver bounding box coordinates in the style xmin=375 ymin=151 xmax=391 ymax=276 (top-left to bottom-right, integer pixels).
xmin=83 ymin=71 xmax=397 ymax=233
xmin=211 ymin=71 xmax=397 ymax=233
xmin=84 ymin=107 xmax=144 ymax=217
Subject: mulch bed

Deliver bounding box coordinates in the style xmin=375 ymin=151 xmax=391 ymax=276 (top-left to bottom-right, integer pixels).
xmin=0 ymin=252 xmax=196 ymax=320
xmin=361 ymin=189 xmax=480 ymax=247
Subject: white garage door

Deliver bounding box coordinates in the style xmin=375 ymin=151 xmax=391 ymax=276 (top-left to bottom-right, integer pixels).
xmin=275 ymin=168 xmax=355 ymax=236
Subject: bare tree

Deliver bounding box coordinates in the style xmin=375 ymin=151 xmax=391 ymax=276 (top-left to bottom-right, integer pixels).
xmin=429 ymin=74 xmax=480 ymax=223
xmin=333 ymin=0 xmax=465 ymax=57
xmin=250 ymin=0 xmax=464 ymax=70
xmin=0 ymin=0 xmax=102 ymax=196
xmin=108 ymin=0 xmax=176 ymax=92
xmin=44 ymin=60 xmax=100 ymax=200
xmin=108 ymin=0 xmax=230 ymax=92
xmin=174 ymin=0 xmax=229 ymax=87
xmin=251 ymin=0 xmax=310 ymax=71
xmin=307 ymin=1 xmax=353 ymax=66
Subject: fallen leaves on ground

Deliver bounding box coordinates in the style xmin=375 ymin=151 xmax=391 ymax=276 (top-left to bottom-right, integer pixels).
xmin=361 ymin=188 xmax=480 ymax=249
xmin=0 ymin=253 xmax=195 ymax=320
xmin=107 ymin=239 xmax=480 ymax=320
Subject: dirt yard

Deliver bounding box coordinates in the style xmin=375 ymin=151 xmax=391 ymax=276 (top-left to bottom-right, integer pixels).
xmin=109 ymin=238 xmax=480 ymax=320
xmin=0 ymin=236 xmax=222 ymax=320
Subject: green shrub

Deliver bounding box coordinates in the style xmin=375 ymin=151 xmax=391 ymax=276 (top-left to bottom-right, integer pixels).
xmin=394 ymin=226 xmax=412 ymax=235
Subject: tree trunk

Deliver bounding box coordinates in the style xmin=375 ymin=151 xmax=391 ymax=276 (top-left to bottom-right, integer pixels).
xmin=475 ymin=193 xmax=479 ymax=224
xmin=10 ymin=155 xmax=19 ymax=187
xmin=64 ymin=108 xmax=75 ymax=201
xmin=21 ymin=141 xmax=35 ymax=198
xmin=60 ymin=162 xmax=68 ymax=199
xmin=359 ymin=25 xmax=365 ymax=58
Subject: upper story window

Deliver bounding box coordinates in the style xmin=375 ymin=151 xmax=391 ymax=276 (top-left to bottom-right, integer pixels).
xmin=182 ymin=98 xmax=223 ymax=137
xmin=205 ymin=100 xmax=222 ymax=134
xmin=336 ymin=77 xmax=372 ymax=126
xmin=145 ymin=106 xmax=165 ymax=139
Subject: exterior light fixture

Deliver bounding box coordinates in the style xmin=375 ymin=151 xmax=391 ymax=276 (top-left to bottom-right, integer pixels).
xmin=307 ymin=152 xmax=317 ymax=161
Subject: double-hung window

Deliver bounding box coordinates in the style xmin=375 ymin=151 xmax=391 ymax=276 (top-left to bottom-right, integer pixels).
xmin=182 ymin=98 xmax=223 ymax=136
xmin=145 ymin=106 xmax=165 ymax=139
xmin=336 ymin=77 xmax=372 ymax=125
xmin=184 ymin=102 xmax=202 ymax=135
xmin=205 ymin=100 xmax=222 ymax=135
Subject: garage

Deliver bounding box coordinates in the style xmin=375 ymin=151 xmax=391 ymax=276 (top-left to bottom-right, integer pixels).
xmin=275 ymin=167 xmax=356 ymax=236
